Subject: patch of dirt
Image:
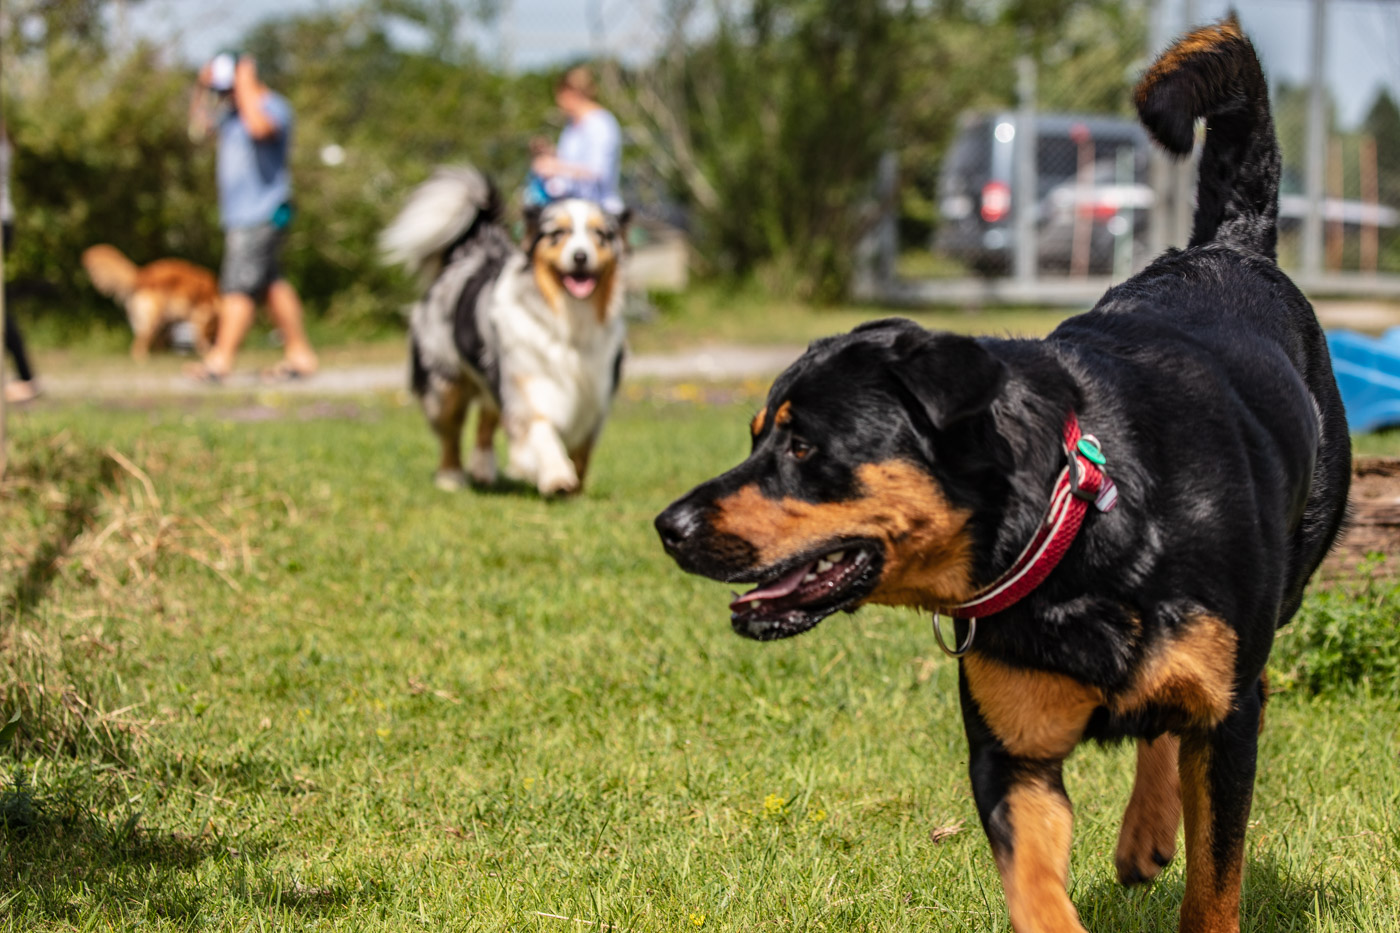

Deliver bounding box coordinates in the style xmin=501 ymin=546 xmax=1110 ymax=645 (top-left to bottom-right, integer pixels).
xmin=1322 ymin=457 xmax=1400 ymax=578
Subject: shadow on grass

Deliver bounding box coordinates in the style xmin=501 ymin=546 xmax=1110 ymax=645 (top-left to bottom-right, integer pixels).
xmin=468 ymin=475 xmax=599 ymax=501
xmin=1076 ymin=855 xmax=1354 ymax=932
xmin=2 ymin=443 xmax=117 ymax=617
xmin=0 ymin=768 xmax=363 ymax=924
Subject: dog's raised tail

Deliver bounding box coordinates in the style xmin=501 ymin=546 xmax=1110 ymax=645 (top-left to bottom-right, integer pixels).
xmin=1135 ymin=15 xmax=1280 ymax=258
xmin=81 ymin=244 xmax=140 ymax=300
xmin=379 ymin=165 xmax=502 ymax=278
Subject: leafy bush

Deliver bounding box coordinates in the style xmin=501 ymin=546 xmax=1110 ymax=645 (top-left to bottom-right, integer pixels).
xmin=1271 ymin=572 xmax=1400 ymax=696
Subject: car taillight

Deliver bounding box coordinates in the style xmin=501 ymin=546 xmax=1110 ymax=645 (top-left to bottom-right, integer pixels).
xmin=980 ymin=181 xmax=1011 ymax=223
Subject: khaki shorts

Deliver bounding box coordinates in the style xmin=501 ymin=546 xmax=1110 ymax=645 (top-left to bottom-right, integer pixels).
xmin=221 ymin=224 xmax=285 ymax=299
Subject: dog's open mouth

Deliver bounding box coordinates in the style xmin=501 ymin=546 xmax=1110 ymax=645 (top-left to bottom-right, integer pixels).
xmin=561 ymin=272 xmax=598 ymax=300
xmin=728 ymin=545 xmax=880 ymax=640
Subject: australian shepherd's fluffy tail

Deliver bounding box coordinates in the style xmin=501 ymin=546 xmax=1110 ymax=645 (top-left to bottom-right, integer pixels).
xmin=1134 ymin=14 xmax=1281 ymax=259
xmin=379 ymin=165 xmax=504 ymax=281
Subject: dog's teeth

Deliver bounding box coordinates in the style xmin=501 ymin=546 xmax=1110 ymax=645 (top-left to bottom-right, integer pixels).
xmin=828 ymin=551 xmax=845 ymax=564
xmin=803 ymin=573 xmax=817 ymax=583
xmin=816 ymin=559 xmax=834 ymax=573
xmin=750 ymin=600 xmax=763 ymax=608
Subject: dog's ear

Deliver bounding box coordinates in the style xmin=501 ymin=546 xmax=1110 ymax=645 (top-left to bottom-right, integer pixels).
xmin=610 ymin=204 xmax=632 ymax=236
xmin=522 ymin=204 xmax=544 ymax=252
xmin=886 ymin=329 xmax=1006 ymax=432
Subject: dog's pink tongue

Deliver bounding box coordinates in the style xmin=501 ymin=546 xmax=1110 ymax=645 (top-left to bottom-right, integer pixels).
xmin=563 ymin=274 xmax=596 ymax=299
xmin=730 ymin=561 xmax=815 ymax=609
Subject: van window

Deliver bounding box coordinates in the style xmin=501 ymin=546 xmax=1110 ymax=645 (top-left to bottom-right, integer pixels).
xmin=948 ymin=125 xmax=992 ymax=180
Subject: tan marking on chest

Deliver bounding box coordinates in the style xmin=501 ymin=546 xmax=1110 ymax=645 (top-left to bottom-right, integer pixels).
xmin=963 ymin=654 xmax=1104 ymax=759
xmin=1110 ymin=613 xmax=1237 ymax=726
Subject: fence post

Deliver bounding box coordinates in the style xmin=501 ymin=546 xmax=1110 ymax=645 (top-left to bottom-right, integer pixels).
xmin=1013 ymin=53 xmax=1038 ymax=284
xmin=1302 ymin=0 xmax=1328 ymax=281
xmin=0 ymin=59 xmax=7 ymax=480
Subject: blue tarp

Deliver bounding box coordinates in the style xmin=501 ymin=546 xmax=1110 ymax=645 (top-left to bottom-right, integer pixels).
xmin=1326 ymin=327 xmax=1400 ymax=434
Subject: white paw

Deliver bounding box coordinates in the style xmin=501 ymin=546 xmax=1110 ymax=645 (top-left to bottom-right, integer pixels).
xmin=434 ymin=469 xmax=468 ymax=491
xmin=537 ymin=463 xmax=580 ymax=497
xmin=505 ymin=447 xmax=537 ymax=482
xmin=467 ymin=448 xmax=497 ymax=486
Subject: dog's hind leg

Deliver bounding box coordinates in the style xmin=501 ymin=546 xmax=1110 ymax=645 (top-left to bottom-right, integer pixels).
xmin=421 ymin=374 xmax=472 ymax=490
xmin=1115 ymin=735 xmax=1181 ymax=885
xmin=1178 ymin=684 xmax=1263 ymax=933
xmin=468 ymin=406 xmax=499 ymax=486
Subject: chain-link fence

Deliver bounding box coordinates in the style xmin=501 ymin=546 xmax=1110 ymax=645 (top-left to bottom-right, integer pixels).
xmin=860 ymin=0 xmax=1400 ymax=305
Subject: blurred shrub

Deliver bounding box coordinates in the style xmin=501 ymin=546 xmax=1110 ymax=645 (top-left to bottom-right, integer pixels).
xmin=1271 ymin=570 xmax=1400 ymax=696
xmin=3 ymin=2 xmax=549 ymax=330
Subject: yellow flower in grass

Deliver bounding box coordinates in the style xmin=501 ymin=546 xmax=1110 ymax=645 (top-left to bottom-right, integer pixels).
xmin=375 ymin=727 xmax=391 ymax=739
xmin=806 ymin=807 xmax=827 ymax=824
xmin=523 ymin=777 xmax=536 ymax=791
xmin=763 ymin=793 xmax=786 ymax=817
xmin=689 ymin=912 xmax=706 ymax=927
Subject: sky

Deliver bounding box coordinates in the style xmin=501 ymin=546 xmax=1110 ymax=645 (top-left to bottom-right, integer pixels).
xmin=121 ymin=0 xmax=1400 ymax=128
xmin=119 ymin=0 xmax=674 ymax=71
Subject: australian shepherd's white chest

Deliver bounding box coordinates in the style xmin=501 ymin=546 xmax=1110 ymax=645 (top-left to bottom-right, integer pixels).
xmin=381 ymin=167 xmax=627 ymax=495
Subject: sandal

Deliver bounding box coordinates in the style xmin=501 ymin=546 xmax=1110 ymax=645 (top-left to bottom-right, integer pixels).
xmin=260 ymin=361 xmax=314 ymax=384
xmin=183 ymin=362 xmax=226 ymax=385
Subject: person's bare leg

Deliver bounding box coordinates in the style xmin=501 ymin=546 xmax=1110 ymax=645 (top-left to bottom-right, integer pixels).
xmin=265 ymin=279 xmax=318 ymax=374
xmin=198 ymin=291 xmax=255 ymax=377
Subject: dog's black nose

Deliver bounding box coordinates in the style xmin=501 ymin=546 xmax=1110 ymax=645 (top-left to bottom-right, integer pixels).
xmin=655 ymin=502 xmax=704 ymax=553
xmin=573 ymin=250 xmax=588 ymax=267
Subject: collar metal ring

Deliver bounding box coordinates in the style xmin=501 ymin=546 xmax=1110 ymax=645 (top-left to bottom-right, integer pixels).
xmin=932 ymin=612 xmax=977 ymax=658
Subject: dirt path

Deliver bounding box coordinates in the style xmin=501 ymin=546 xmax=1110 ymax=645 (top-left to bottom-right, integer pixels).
xmin=29 ymin=344 xmax=809 ymax=400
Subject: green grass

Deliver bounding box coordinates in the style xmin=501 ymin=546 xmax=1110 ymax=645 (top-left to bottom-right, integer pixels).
xmin=631 ymin=285 xmax=1074 ymax=354
xmin=1 ymin=394 xmax=1397 ymax=931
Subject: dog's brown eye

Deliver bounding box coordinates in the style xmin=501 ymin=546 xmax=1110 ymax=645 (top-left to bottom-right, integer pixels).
xmin=788 ymin=438 xmax=815 ymax=461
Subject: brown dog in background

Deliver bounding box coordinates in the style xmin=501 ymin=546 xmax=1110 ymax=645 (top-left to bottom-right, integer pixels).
xmin=82 ymin=244 xmax=221 ymax=360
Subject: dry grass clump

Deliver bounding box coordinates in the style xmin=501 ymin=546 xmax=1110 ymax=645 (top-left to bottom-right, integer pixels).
xmin=2 ymin=431 xmax=267 ymax=763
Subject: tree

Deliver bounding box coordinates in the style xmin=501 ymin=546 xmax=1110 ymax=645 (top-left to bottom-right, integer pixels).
xmin=1363 ymin=89 xmax=1400 ymax=207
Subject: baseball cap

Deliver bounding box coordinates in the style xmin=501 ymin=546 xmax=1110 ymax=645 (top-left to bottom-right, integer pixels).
xmin=206 ymin=51 xmax=238 ymax=92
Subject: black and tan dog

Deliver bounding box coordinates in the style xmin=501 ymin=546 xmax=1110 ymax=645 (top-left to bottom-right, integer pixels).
xmin=655 ymin=19 xmax=1349 ymax=933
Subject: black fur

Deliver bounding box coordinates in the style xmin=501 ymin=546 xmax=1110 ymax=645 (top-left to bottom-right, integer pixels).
xmin=409 ymin=337 xmax=429 ymax=396
xmin=656 ymin=18 xmax=1350 ymax=930
xmin=1135 ymin=15 xmax=1281 ymax=257
xmin=450 ymin=248 xmax=509 ymax=400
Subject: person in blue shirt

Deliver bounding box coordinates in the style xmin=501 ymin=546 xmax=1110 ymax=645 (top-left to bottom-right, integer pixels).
xmin=188 ymin=52 xmax=317 ymax=382
xmin=529 ymin=67 xmax=624 ymax=214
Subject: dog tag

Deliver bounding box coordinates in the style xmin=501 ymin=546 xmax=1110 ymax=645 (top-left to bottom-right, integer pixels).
xmin=1077 ymin=437 xmax=1107 ymax=465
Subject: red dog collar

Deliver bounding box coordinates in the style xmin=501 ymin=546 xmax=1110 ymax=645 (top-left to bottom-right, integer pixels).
xmin=933 ymin=412 xmax=1118 ymax=657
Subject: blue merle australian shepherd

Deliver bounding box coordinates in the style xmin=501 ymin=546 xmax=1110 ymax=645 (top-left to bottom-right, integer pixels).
xmin=382 ymin=166 xmax=627 ymax=496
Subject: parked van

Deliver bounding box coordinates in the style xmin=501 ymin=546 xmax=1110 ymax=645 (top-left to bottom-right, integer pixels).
xmin=936 ymin=111 xmax=1152 ymax=274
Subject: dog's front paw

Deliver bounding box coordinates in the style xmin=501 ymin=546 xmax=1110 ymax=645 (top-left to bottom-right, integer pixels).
xmin=536 ymin=464 xmax=581 ymax=497
xmin=434 ymin=468 xmax=469 ymax=492
xmin=467 ymin=449 xmax=497 ymax=486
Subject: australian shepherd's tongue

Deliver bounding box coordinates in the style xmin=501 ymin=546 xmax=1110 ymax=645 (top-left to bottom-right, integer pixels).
xmin=562 ymin=273 xmax=596 ymax=299
xmin=730 ymin=560 xmax=815 ymax=610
